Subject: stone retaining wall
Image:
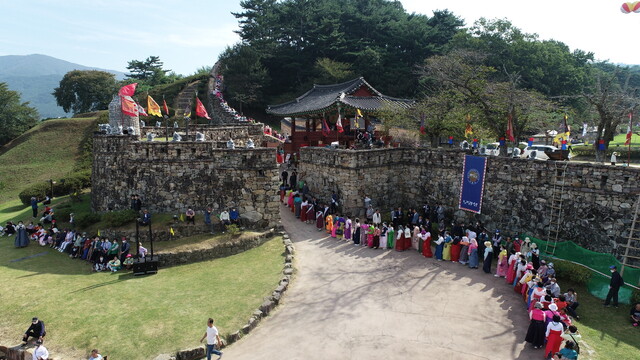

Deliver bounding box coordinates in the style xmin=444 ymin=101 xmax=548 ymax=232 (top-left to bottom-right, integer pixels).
xmin=92 ymin=135 xmax=280 ymax=228
xmin=299 ymin=147 xmax=640 ymax=254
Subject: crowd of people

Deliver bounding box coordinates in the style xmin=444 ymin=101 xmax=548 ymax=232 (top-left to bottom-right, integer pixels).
xmin=278 ymin=165 xmax=640 ymax=359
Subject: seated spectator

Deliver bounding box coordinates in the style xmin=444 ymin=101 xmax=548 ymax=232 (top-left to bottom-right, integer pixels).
xmin=219 ymin=210 xmax=230 ymax=232
xmin=22 ymin=317 xmax=46 ymax=345
xmin=107 ymin=256 xmax=121 ymax=272
xmin=94 ymin=256 xmax=106 ymax=272
xmin=42 ymin=195 xmax=51 ymax=205
xmin=26 ymin=222 xmax=36 ymax=235
xmin=4 ymin=222 xmax=16 ymax=236
xmin=561 ymin=325 xmax=582 ymax=346
xmin=186 ymin=208 xmax=196 ymax=225
xmin=631 ymin=302 xmax=640 ymax=327
xmin=32 ymin=339 xmax=49 ymax=360
xmin=123 ymin=254 xmax=134 ymax=270
xmin=546 ymin=277 xmax=561 ymax=298
xmin=139 ymin=209 xmax=151 ymax=225
xmin=229 ymin=207 xmax=239 ymax=225
xmin=88 ymin=349 xmax=103 ymax=360
xmin=139 ymin=243 xmax=148 ymax=258
xmin=554 ymin=340 xmax=578 ymax=360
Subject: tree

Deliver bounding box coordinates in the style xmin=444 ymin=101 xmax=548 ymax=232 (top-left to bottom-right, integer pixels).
xmin=313 ymin=58 xmax=354 ymax=84
xmin=219 ymin=44 xmax=270 ymax=112
xmin=126 ymin=56 xmax=169 ymax=81
xmin=419 ymin=50 xmax=554 ymax=155
xmin=53 ymin=70 xmax=116 ymax=114
xmin=0 ymin=82 xmax=39 ymax=146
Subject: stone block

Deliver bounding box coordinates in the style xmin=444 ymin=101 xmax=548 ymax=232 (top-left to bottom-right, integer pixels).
xmin=175 ymin=347 xmax=205 ymax=360
xmin=154 ymin=354 xmax=176 ymax=360
xmin=283 ymin=268 xmax=293 ymax=275
xmin=259 ymin=300 xmax=274 ymax=315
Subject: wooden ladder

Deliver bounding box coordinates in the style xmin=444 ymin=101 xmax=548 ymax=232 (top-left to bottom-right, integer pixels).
xmin=620 ymin=193 xmax=640 ymax=281
xmin=545 ymin=162 xmax=569 ymax=255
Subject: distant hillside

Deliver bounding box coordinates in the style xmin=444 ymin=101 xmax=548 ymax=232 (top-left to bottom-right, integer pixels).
xmin=0 ymin=54 xmax=126 ymax=119
xmin=0 ymin=116 xmax=98 ymax=203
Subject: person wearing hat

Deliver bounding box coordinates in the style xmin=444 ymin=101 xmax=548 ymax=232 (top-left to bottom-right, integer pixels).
xmin=604 ymin=265 xmax=625 ymax=307
xmin=22 ymin=317 xmax=45 ymax=345
xmin=521 ymin=237 xmax=532 ymax=261
xmin=123 ymin=253 xmax=134 ymax=270
xmin=545 ymin=277 xmax=561 ymax=298
xmin=482 ymin=241 xmax=494 ymax=273
xmin=32 ymin=339 xmax=49 ymax=360
xmin=491 ymin=229 xmax=502 ymax=259
xmin=537 ymin=260 xmax=549 ymax=279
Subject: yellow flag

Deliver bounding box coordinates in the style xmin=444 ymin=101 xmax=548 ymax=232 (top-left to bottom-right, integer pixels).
xmin=170 ymin=227 xmax=175 ymax=236
xmin=147 ymin=96 xmax=162 ymax=117
xmin=97 ymin=229 xmax=101 ymax=237
xmin=179 ymin=214 xmax=184 ymax=222
xmin=356 ymin=109 xmax=363 ymax=118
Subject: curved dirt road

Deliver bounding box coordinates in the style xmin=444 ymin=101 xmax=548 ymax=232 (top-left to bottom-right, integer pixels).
xmin=224 ymin=208 xmax=537 ymax=359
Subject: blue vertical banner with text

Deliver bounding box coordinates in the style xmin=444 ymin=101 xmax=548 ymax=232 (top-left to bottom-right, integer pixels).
xmin=458 ymin=155 xmax=487 ymax=214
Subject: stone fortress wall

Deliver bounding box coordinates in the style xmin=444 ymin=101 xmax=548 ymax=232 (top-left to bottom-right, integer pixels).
xmin=138 ymin=123 xmax=268 ymax=147
xmin=91 ymin=132 xmax=280 ymax=228
xmin=299 ymin=147 xmax=640 ymax=254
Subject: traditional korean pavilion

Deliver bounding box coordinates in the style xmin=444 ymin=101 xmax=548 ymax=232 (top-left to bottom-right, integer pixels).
xmin=266 ymin=77 xmax=413 ymax=153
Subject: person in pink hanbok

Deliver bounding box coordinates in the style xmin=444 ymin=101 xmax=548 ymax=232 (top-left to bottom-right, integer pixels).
xmin=495 ymin=245 xmax=508 ymax=277
xmin=344 ymin=217 xmax=352 ymax=242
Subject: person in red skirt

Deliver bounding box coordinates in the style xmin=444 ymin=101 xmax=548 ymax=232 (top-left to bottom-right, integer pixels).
xmin=450 ymin=236 xmax=461 ymax=262
xmin=395 ymin=225 xmax=405 ymax=251
xmin=300 ymin=198 xmax=308 ymax=222
xmin=421 ymin=229 xmax=433 ymax=258
xmin=403 ymin=225 xmax=412 ymax=251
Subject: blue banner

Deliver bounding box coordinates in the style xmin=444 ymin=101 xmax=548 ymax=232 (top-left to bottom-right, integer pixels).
xmin=459 ymin=155 xmax=487 ymax=214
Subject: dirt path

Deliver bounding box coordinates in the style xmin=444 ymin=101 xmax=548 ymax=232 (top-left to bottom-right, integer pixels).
xmin=223 ymin=207 xmax=538 ymax=359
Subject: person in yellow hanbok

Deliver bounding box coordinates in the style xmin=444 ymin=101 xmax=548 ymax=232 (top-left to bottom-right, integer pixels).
xmin=325 ymin=214 xmax=333 ymax=234
xmin=443 ymin=231 xmax=452 ymax=261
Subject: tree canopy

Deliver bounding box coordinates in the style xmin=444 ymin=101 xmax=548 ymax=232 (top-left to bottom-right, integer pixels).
xmin=53 ymin=70 xmax=116 ymax=114
xmin=0 ymin=82 xmax=39 ymax=146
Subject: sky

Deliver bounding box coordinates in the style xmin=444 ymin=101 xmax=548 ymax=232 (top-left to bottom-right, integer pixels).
xmin=1 ymin=0 xmax=638 ymax=75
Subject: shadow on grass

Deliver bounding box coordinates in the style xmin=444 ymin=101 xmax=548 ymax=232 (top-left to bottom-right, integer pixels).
xmin=0 ymin=203 xmax=27 ymax=214
xmin=70 ymin=272 xmax=136 ymax=293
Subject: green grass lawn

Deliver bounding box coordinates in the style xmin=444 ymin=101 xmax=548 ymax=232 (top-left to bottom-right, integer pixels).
xmin=557 ymin=280 xmax=639 ymax=360
xmin=610 ymin=133 xmax=640 ymax=147
xmin=0 ymin=235 xmax=284 ymax=360
xmin=0 ymin=117 xmax=97 ymax=203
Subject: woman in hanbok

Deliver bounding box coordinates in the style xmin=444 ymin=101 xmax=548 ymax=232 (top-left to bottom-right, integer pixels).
xmin=529 ymin=282 xmax=547 ymax=311
xmin=505 ymin=251 xmax=519 ymax=284
xmin=360 ymin=221 xmax=368 ymax=246
xmin=495 ymin=245 xmax=508 ymax=277
xmin=294 ymin=194 xmax=302 ymax=218
xmin=386 ymin=225 xmax=395 ymax=249
xmin=545 ymin=314 xmax=564 ymax=358
xmin=467 ymin=238 xmax=479 ymax=268
xmin=325 ymin=214 xmax=334 ymax=234
xmin=412 ymin=225 xmax=421 ymax=252
xmin=380 ymin=224 xmax=388 ymax=249
xmin=331 ymin=215 xmax=340 ymax=238
xmin=14 ymin=222 xmax=29 ymax=248
xmin=513 ymin=256 xmax=527 ymax=286
xmin=421 ymin=230 xmax=433 ymax=258
xmin=525 ymin=302 xmax=547 ymax=349
xmin=300 ymin=198 xmax=308 ymax=222
xmin=482 ymin=241 xmax=493 ymax=273
xmin=373 ymin=225 xmax=381 ymax=248
xmin=450 ymin=236 xmax=461 ymax=262
xmin=434 ymin=233 xmax=444 ymax=260
xmin=403 ymin=225 xmax=412 ymax=251
xmin=459 ymin=236 xmax=470 ymax=265
xmin=395 ymin=225 xmax=404 ymax=251
xmin=353 ymin=218 xmax=361 ymax=245
xmin=367 ymin=223 xmax=375 ymax=247
xmin=442 ymin=231 xmax=452 ymax=261
xmin=316 ymin=208 xmax=325 ymax=231
xmin=306 ymin=203 xmax=315 ymax=224
xmin=287 ymin=191 xmax=295 ymax=213
xmin=344 ymin=217 xmax=352 ymax=242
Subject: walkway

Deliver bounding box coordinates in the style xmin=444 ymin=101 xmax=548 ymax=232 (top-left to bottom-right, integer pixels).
xmin=224 ymin=207 xmax=538 ymax=359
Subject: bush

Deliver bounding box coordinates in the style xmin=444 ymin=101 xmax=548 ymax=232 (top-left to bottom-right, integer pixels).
xmin=102 ymin=209 xmax=138 ymax=228
xmin=75 ymin=213 xmax=101 ymax=228
xmin=552 ymin=259 xmax=592 ymax=285
xmin=226 ymin=224 xmax=241 ymax=236
xmin=18 ymin=170 xmax=92 ymax=205
xmin=55 ymin=208 xmax=73 ymax=223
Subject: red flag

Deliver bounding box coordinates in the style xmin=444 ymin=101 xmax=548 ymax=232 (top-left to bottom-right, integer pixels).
xmin=336 ymin=114 xmax=344 ymax=133
xmin=195 ymin=97 xmax=211 ymax=119
xmin=322 ymin=118 xmax=330 ymax=137
xmin=118 ymin=83 xmax=137 ymax=97
xmin=506 ymin=114 xmax=515 ymax=142
xmin=625 ymin=112 xmax=633 ymax=145
xmin=419 ymin=113 xmax=426 ymax=135
xmin=162 ymin=98 xmax=169 ymax=116
xmin=121 ymin=96 xmax=138 ymax=117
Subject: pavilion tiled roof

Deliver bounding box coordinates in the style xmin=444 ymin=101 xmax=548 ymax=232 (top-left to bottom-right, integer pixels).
xmin=266 ymin=77 xmax=413 ymax=116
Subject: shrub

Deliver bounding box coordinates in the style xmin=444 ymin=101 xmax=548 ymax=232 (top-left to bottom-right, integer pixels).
xmin=75 ymin=213 xmax=101 ymax=228
xmin=226 ymin=224 xmax=241 ymax=236
xmin=552 ymin=259 xmax=592 ymax=285
xmin=55 ymin=208 xmax=73 ymax=223
xmin=102 ymin=209 xmax=138 ymax=228
xmin=632 ymin=289 xmax=640 ymax=304
xmin=18 ymin=170 xmax=92 ymax=205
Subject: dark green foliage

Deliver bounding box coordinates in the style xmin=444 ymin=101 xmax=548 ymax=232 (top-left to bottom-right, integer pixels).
xmin=0 ymin=82 xmax=39 ymax=146
xmin=17 ymin=170 xmax=91 ymax=205
xmin=223 ymin=0 xmax=464 ymax=108
xmin=102 ymin=209 xmax=138 ymax=228
xmin=553 ymin=259 xmax=593 ymax=285
xmin=146 ymin=73 xmax=208 ymax=109
xmin=53 ymin=70 xmax=117 ymax=114
xmin=75 ymin=212 xmax=101 ymax=228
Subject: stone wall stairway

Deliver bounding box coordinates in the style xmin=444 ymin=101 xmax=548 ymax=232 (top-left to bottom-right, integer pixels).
xmin=174 ymin=80 xmax=200 ymax=117
xmin=620 ymin=193 xmax=640 ymax=281
xmin=545 ymin=162 xmax=569 ymax=255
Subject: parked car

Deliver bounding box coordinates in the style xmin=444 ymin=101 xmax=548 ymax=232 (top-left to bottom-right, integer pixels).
xmin=479 ymin=142 xmax=500 ymax=156
xmin=521 ymin=145 xmax=569 ymax=160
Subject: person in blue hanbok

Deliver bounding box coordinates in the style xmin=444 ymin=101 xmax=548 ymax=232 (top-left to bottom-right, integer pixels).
xmin=14 ymin=221 xmax=29 ymax=248
xmin=434 ymin=232 xmax=445 ymax=260
xmin=468 ymin=238 xmax=479 ymax=269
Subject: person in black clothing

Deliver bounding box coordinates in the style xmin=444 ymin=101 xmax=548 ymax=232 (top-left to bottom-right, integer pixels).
xmin=604 ymin=265 xmax=624 ymax=307
xmin=134 ymin=195 xmax=142 ymax=211
xmin=130 ymin=195 xmax=136 ymax=210
xmin=281 ymin=169 xmax=289 ymax=187
xmin=289 ymin=171 xmax=297 ymax=190
xmin=120 ymin=238 xmax=130 ymax=263
xmin=22 ymin=317 xmax=45 ymax=345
